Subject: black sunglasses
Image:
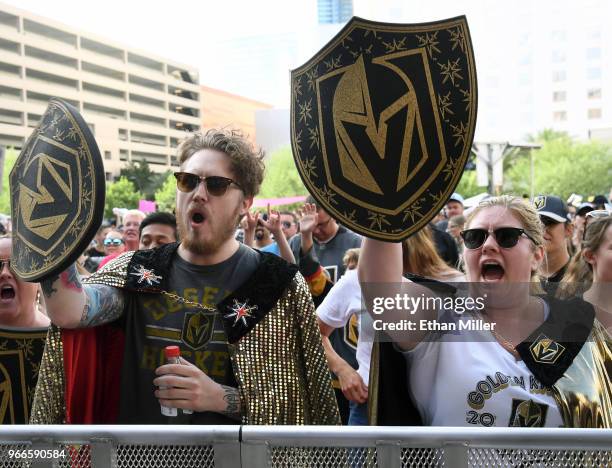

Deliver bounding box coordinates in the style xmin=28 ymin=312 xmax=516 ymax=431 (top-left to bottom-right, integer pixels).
xmin=104 ymin=238 xmax=124 ymax=246
xmin=174 ymin=172 xmax=243 ymax=196
xmin=460 ymin=227 xmax=536 ymax=250
xmin=0 ymin=258 xmax=10 ymax=271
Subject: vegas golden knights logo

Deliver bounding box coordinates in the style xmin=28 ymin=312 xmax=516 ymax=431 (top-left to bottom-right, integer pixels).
xmin=343 ymin=314 xmax=360 ymax=350
xmin=509 ymin=399 xmax=548 ymax=427
xmin=18 ymin=153 xmax=73 ymax=241
xmin=0 ymin=364 xmax=14 ymax=424
xmin=182 ymin=311 xmax=213 ymax=350
xmin=530 ymin=334 xmax=566 ymax=364
xmin=533 ymin=196 xmax=546 ymax=211
xmin=291 ymin=16 xmax=477 ymax=241
xmin=0 ymin=328 xmax=47 ymax=424
xmin=10 ymin=98 xmax=105 ymax=282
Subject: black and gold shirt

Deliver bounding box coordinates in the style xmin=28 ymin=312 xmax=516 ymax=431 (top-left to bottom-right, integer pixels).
xmin=0 ymin=326 xmax=47 ymax=424
xmin=120 ymin=244 xmax=259 ymax=424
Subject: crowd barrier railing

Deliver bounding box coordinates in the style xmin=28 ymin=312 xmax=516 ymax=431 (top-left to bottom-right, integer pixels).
xmin=0 ymin=426 xmax=611 ymax=467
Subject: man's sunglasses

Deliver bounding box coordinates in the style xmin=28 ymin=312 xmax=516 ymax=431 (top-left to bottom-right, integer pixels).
xmin=104 ymin=238 xmax=124 ymax=246
xmin=539 ymin=216 xmax=561 ymax=227
xmin=460 ymin=227 xmax=536 ymax=250
xmin=0 ymin=258 xmax=10 ymax=271
xmin=174 ymin=172 xmax=242 ymax=196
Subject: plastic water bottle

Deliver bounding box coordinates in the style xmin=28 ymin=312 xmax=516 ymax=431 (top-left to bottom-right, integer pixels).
xmin=160 ymin=345 xmax=193 ymax=416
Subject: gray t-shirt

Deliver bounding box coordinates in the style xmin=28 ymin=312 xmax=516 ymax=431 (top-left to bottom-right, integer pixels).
xmin=290 ymin=226 xmax=362 ymax=282
xmin=119 ymin=243 xmax=259 ymax=424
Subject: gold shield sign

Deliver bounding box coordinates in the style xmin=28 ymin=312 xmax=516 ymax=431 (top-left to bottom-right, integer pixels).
xmin=291 ymin=16 xmax=477 ymax=241
xmin=10 ymin=99 xmax=105 ymax=281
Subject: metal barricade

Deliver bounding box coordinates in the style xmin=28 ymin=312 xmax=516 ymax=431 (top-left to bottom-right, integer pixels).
xmin=0 ymin=426 xmax=240 ymax=468
xmin=1 ymin=426 xmax=611 ymax=467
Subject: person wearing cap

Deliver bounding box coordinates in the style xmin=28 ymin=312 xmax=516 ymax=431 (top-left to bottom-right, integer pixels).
xmin=533 ymin=195 xmax=573 ymax=289
xmin=572 ymin=202 xmax=595 ymax=251
xmin=436 ymin=193 xmax=464 ymax=232
xmin=592 ymin=195 xmax=610 ymax=210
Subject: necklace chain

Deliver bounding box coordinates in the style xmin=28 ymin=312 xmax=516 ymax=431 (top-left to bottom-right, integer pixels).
xmin=481 ymin=297 xmax=544 ymax=360
xmin=161 ymin=290 xmax=217 ymax=313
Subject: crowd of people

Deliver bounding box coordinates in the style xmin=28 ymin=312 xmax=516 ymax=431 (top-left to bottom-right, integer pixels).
xmin=0 ymin=128 xmax=610 ymax=428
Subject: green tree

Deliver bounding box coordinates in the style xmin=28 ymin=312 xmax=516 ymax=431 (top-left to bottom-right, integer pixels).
xmin=526 ymin=128 xmax=571 ymax=144
xmin=154 ymin=172 xmax=177 ymax=213
xmin=504 ymin=138 xmax=612 ymax=199
xmin=0 ymin=148 xmax=17 ymax=215
xmin=105 ymin=177 xmax=143 ymax=218
xmin=454 ymin=170 xmax=482 ymax=199
xmin=259 ymin=146 xmax=308 ymax=199
xmin=120 ymin=160 xmax=169 ymax=200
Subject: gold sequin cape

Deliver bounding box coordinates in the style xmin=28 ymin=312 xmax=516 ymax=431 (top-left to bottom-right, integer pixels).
xmin=369 ymin=296 xmax=611 ymax=427
xmin=31 ymin=243 xmax=340 ymax=425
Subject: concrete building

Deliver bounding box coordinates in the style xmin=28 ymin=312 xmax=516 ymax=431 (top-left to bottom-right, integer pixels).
xmin=200 ymin=85 xmax=272 ymax=145
xmin=0 ymin=2 xmax=201 ymax=180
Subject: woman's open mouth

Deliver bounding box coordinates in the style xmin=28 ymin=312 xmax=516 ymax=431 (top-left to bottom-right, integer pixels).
xmin=481 ymin=262 xmax=505 ymax=281
xmin=0 ymin=285 xmax=15 ymax=301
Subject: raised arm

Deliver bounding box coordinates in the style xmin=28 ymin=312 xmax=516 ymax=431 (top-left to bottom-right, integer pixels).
xmin=260 ymin=205 xmax=296 ymax=264
xmin=358 ymin=237 xmax=436 ymax=350
xmin=40 ymin=264 xmax=125 ymax=329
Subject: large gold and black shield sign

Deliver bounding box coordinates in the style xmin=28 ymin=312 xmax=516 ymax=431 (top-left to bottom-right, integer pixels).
xmin=291 ymin=16 xmax=477 ymax=241
xmin=10 ymin=98 xmax=105 ymax=281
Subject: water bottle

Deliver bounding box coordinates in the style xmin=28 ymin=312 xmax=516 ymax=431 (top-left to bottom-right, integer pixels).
xmin=160 ymin=345 xmax=193 ymax=416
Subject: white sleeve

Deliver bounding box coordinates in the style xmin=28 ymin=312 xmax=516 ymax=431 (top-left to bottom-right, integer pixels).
xmin=316 ymin=272 xmax=355 ymax=328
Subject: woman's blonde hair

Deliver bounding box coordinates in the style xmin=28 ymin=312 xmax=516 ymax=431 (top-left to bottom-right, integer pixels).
xmin=557 ymin=215 xmax=612 ymax=299
xmin=343 ymin=248 xmax=361 ymax=270
xmin=402 ymin=228 xmax=462 ymax=280
xmin=465 ymin=195 xmax=545 ymax=289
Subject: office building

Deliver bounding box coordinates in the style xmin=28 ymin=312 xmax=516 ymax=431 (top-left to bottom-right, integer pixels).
xmin=0 ymin=2 xmax=201 ymax=180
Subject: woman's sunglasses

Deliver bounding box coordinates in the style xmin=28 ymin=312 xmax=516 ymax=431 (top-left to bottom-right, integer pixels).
xmin=174 ymin=172 xmax=242 ymax=196
xmin=460 ymin=227 xmax=536 ymax=250
xmin=0 ymin=258 xmax=11 ymax=271
xmin=585 ymin=209 xmax=611 ymax=220
xmin=104 ymin=238 xmax=124 ymax=246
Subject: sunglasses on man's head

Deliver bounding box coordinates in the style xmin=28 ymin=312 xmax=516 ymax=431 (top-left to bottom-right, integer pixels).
xmin=104 ymin=238 xmax=124 ymax=246
xmin=174 ymin=172 xmax=242 ymax=196
xmin=460 ymin=227 xmax=536 ymax=250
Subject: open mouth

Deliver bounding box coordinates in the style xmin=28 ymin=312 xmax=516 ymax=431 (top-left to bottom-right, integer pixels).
xmin=482 ymin=263 xmax=505 ymax=281
xmin=0 ymin=285 xmax=15 ymax=300
xmin=191 ymin=212 xmax=205 ymax=224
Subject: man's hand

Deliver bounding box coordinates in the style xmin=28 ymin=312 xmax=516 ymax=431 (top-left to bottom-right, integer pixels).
xmin=337 ymin=366 xmax=368 ymax=403
xmin=297 ymin=203 xmax=318 ymax=236
xmin=154 ymin=358 xmax=242 ymax=419
xmin=241 ymin=211 xmax=260 ymax=247
xmin=259 ymin=204 xmax=283 ymax=239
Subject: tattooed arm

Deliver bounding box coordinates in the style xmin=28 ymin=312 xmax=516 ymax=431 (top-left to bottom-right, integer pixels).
xmin=40 ymin=264 xmax=125 ymax=328
xmin=218 ymin=385 xmax=243 ymax=421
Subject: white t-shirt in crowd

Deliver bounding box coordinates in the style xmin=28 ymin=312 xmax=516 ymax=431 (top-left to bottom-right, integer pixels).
xmin=403 ymin=303 xmax=564 ymax=427
xmin=316 ymin=269 xmax=373 ymax=385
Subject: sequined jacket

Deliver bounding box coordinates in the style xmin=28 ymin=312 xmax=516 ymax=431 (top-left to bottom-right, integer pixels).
xmin=31 ymin=243 xmax=340 ymax=425
xmin=370 ymin=296 xmax=611 ymax=428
